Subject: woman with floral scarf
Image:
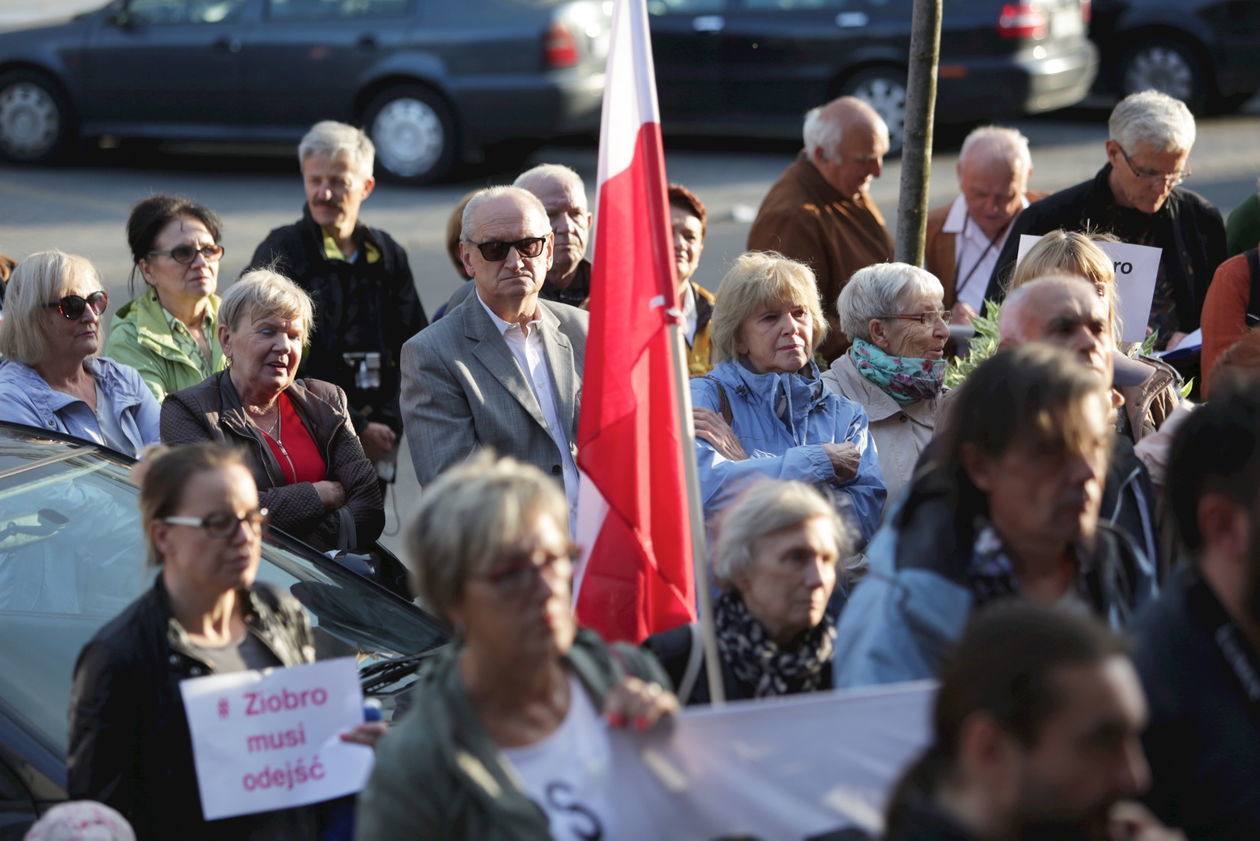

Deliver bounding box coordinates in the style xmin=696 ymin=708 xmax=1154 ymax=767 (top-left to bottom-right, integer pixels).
xmin=823 ymin=263 xmax=950 ymax=509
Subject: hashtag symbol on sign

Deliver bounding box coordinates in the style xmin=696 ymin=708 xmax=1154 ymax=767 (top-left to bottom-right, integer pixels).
xmin=218 ymin=698 xmax=229 ymax=719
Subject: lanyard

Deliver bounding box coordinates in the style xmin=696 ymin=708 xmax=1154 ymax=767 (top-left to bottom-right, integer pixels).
xmin=1185 ymin=570 xmax=1260 ymax=707
xmin=953 ymin=213 xmax=1002 ymax=300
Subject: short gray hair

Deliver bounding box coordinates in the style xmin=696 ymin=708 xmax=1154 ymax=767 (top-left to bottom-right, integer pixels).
xmin=514 ymin=163 xmax=586 ymax=203
xmin=298 ymin=120 xmax=375 ymax=180
xmin=1108 ymin=90 xmax=1196 ymax=154
xmin=220 ymin=269 xmax=315 ymax=348
xmin=714 ymin=480 xmax=850 ymax=587
xmin=803 ymin=104 xmax=843 ymax=160
xmin=0 ymin=250 xmax=102 ymax=365
xmin=460 ymin=185 xmax=550 ymax=241
xmin=711 ymin=251 xmax=828 ymax=363
xmin=838 ymin=262 xmax=944 ymax=343
xmin=959 ymin=125 xmax=1032 ymax=174
xmin=405 ymin=452 xmax=569 ymax=623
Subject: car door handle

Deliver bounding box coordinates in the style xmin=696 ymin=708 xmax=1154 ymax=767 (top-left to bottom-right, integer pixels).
xmin=692 ymin=15 xmax=724 ymax=33
xmin=212 ymin=36 xmax=242 ymax=53
xmin=356 ymin=34 xmax=377 ymax=50
xmin=835 ymin=12 xmax=868 ymax=27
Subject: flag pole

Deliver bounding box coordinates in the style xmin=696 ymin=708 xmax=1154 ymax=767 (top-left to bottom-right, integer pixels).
xmin=666 ymin=319 xmax=726 ymax=706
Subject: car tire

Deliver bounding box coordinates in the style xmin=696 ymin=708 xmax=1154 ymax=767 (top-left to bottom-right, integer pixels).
xmin=1116 ymin=38 xmax=1207 ymax=113
xmin=839 ymin=67 xmax=907 ymax=154
xmin=0 ymin=70 xmax=74 ymax=164
xmin=364 ymin=85 xmax=457 ymax=185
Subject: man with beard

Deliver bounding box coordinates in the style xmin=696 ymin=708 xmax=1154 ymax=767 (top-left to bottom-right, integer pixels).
xmin=1131 ymin=375 xmax=1260 ymax=840
xmin=885 ymin=604 xmax=1180 ymax=841
xmin=249 ymin=121 xmax=427 ymax=475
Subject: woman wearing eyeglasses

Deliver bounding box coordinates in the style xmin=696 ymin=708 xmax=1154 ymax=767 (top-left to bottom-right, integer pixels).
xmin=104 ymin=194 xmax=229 ymax=403
xmin=162 ymin=269 xmax=383 ymax=553
xmin=68 ymin=442 xmax=383 ymax=841
xmin=691 ymin=251 xmax=885 ymax=548
xmin=822 ymin=262 xmax=951 ymax=508
xmin=0 ymin=250 xmax=160 ymax=456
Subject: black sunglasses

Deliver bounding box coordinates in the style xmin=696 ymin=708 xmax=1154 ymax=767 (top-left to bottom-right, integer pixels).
xmin=467 ymin=236 xmax=547 ymax=262
xmin=147 ymin=243 xmax=225 ymax=264
xmin=46 ymin=291 xmax=109 ymax=320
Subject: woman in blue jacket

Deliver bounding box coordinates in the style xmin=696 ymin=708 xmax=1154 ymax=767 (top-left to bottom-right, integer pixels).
xmin=0 ymin=250 xmax=159 ymax=456
xmin=691 ymin=251 xmax=885 ymax=547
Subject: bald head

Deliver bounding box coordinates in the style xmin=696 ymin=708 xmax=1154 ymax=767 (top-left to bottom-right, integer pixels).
xmin=1000 ymin=274 xmax=1114 ymax=384
xmin=804 ymin=96 xmax=890 ymax=198
xmin=514 ymin=163 xmax=591 ymax=287
xmin=957 ymin=126 xmax=1032 ymax=241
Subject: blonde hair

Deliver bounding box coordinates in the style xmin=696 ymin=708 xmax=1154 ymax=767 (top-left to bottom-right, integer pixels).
xmin=0 ymin=250 xmax=103 ymax=365
xmin=1009 ymin=230 xmax=1121 ymax=338
xmin=711 ymin=251 xmax=828 ymax=363
xmin=219 ymin=269 xmax=315 ymax=349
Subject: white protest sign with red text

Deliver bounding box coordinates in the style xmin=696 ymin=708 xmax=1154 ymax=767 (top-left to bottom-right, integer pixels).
xmin=179 ymin=657 xmax=373 ymax=820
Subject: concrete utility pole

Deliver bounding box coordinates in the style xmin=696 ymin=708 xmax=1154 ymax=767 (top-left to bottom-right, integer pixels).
xmin=895 ymin=0 xmax=942 ymax=266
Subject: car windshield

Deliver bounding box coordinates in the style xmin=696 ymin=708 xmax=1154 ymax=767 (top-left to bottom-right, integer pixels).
xmin=0 ymin=425 xmax=448 ymax=758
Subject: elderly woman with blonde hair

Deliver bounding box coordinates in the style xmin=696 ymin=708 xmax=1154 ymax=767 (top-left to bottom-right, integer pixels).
xmin=691 ymin=251 xmax=885 ymax=546
xmin=161 ymin=269 xmax=382 ymax=551
xmin=824 ymin=262 xmax=950 ymax=505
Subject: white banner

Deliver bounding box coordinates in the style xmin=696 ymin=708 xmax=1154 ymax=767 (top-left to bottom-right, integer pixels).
xmin=524 ymin=681 xmax=935 ymax=840
xmin=180 ymin=657 xmax=373 ymax=820
xmin=1016 ymin=234 xmax=1162 ymax=343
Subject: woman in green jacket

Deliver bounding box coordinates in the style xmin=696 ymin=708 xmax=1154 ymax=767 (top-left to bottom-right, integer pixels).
xmin=356 ymin=454 xmax=677 ymax=841
xmin=104 ymin=195 xmax=228 ymax=402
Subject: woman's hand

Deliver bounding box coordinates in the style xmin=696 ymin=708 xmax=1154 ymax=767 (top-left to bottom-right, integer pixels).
xmin=821 ymin=442 xmax=861 ymax=482
xmin=339 ymin=721 xmax=388 ymax=748
xmin=313 ymin=480 xmax=346 ymax=511
xmin=603 ymin=676 xmax=678 ymax=732
xmin=693 ymin=408 xmax=747 ymax=460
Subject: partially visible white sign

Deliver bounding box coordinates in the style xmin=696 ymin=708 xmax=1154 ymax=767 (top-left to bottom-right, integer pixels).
xmin=180 ymin=657 xmax=372 ymax=820
xmin=1016 ymin=234 xmax=1163 ymax=343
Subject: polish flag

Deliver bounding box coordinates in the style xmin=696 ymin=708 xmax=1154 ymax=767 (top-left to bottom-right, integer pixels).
xmin=572 ymin=0 xmax=696 ymax=643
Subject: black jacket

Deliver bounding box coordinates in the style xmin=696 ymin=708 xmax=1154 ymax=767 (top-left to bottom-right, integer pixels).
xmin=986 ymin=164 xmax=1226 ymax=334
xmin=161 ymin=371 xmax=384 ymax=552
xmin=68 ymin=578 xmax=318 ymax=841
xmin=249 ymin=207 xmax=428 ymax=434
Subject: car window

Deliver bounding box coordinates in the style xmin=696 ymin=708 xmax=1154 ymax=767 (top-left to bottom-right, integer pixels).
xmin=127 ymin=0 xmax=249 ymax=25
xmin=740 ymin=0 xmax=889 ymax=10
xmin=0 ymin=432 xmax=447 ymax=758
xmin=647 ymin=0 xmax=726 ymax=15
xmin=266 ymin=0 xmax=414 ymax=21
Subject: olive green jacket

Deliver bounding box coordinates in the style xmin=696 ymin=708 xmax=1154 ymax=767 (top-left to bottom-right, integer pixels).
xmin=355 ymin=629 xmax=670 ymax=841
xmin=104 ymin=288 xmax=226 ymax=402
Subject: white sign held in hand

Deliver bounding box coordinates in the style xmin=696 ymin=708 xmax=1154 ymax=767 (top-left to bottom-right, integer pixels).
xmin=180 ymin=657 xmax=373 ymax=820
xmin=1016 ymin=234 xmax=1163 ymax=343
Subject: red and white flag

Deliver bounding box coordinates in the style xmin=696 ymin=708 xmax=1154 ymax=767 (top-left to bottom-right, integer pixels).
xmin=572 ymin=0 xmax=696 ymax=643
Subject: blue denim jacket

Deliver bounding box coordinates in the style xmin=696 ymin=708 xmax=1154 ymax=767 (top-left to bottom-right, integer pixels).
xmin=0 ymin=357 xmax=161 ymax=456
xmin=691 ymin=358 xmax=886 ymax=546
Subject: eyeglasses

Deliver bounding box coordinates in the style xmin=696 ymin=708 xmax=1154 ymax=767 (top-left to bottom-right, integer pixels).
xmin=163 ymin=507 xmax=269 ymax=539
xmin=147 ymin=243 xmax=225 ymax=264
xmin=878 ymin=310 xmax=951 ymax=325
xmin=474 ymin=548 xmax=576 ymax=598
xmin=1116 ymin=146 xmax=1190 ymax=187
xmin=45 ymin=291 xmax=109 ymax=320
xmin=466 ymin=236 xmax=547 ymax=262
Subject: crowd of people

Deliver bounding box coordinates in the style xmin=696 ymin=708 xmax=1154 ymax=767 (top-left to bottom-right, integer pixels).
xmin=2 ymin=85 xmax=1259 ymax=841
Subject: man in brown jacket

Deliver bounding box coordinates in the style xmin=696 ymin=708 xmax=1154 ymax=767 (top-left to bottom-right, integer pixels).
xmin=924 ymin=125 xmax=1038 ymax=325
xmin=747 ymin=96 xmax=893 ymax=361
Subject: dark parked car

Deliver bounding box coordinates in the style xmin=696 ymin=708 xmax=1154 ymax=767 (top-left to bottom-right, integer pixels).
xmin=0 ymin=422 xmax=448 ymax=837
xmin=648 ymin=0 xmax=1098 ymax=151
xmin=1090 ymin=0 xmax=1260 ymax=113
xmin=0 ymin=0 xmax=609 ymax=184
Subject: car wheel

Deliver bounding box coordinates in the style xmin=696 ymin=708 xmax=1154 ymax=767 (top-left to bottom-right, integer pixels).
xmin=0 ymin=70 xmax=73 ymax=163
xmin=840 ymin=68 xmax=907 ymax=154
xmin=1117 ymin=39 xmax=1207 ymax=112
xmin=365 ymin=86 xmax=457 ymax=186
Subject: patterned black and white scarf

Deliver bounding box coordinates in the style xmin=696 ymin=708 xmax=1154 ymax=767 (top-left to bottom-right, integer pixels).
xmin=714 ymin=591 xmax=836 ymax=698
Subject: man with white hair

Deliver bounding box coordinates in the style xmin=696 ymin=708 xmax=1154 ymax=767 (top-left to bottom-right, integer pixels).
xmin=987 ymin=91 xmax=1226 ymax=350
xmin=249 ymin=120 xmax=428 ymax=471
xmin=747 ymin=96 xmax=894 ymax=361
xmin=925 ymin=126 xmax=1039 ymax=323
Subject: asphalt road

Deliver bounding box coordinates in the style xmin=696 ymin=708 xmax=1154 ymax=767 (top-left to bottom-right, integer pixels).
xmin=2 ymin=102 xmax=1257 ymax=557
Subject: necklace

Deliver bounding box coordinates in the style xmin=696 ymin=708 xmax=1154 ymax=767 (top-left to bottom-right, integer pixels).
xmin=255 ymin=405 xmax=296 ymax=483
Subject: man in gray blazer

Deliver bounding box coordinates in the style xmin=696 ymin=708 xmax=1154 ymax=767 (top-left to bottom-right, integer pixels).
xmin=401 ymin=186 xmax=588 ymax=515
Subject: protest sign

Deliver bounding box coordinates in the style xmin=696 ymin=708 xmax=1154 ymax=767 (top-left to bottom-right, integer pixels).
xmin=180 ymin=657 xmax=372 ymax=820
xmin=1016 ymin=234 xmax=1162 ymax=343
xmin=515 ymin=680 xmax=934 ymax=840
